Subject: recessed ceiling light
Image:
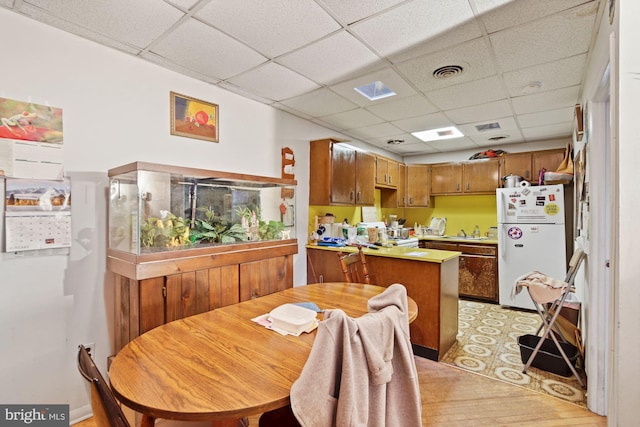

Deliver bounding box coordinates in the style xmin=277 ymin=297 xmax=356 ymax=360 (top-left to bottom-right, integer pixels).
xmin=411 ymin=126 xmax=463 ymax=142
xmin=354 ymin=81 xmax=396 ymax=101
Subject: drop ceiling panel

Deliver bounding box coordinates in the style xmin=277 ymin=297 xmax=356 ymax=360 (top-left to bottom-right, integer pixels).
xmin=521 ymin=122 xmax=573 ymax=139
xmin=444 ymin=100 xmax=513 ymax=125
xmin=195 ymin=0 xmax=341 ymax=58
xmin=389 ymin=142 xmax=438 ymax=155
xmin=396 ymin=38 xmax=497 ymax=93
xmin=350 ymin=0 xmax=479 ymax=60
xmin=490 ymin=2 xmax=599 ymax=72
xmin=280 ymin=88 xmax=358 ymax=118
xmin=346 ymin=122 xmax=405 ymax=139
xmin=426 ymin=76 xmax=507 ymax=111
xmin=319 ymin=108 xmax=385 ymax=130
xmin=469 ymin=129 xmax=525 ymax=147
xmin=329 ymin=68 xmax=419 ymax=106
xmin=424 ymin=137 xmax=479 ymax=152
xmin=511 ymin=85 xmax=580 ymax=115
xmin=517 ymin=106 xmax=575 ymax=128
xmin=365 ymin=95 xmax=439 ymax=122
xmin=25 ymin=0 xmax=184 ymax=48
xmin=226 ymin=62 xmax=320 ymax=101
xmin=392 ymin=113 xmax=454 ymax=133
xmin=502 ymin=54 xmax=587 ymax=97
xmin=150 ymin=19 xmax=268 ymax=80
xmin=320 ymin=0 xmax=405 ymax=25
xmin=473 ymin=0 xmax=592 ymax=33
xmin=276 ymin=32 xmax=386 ymax=85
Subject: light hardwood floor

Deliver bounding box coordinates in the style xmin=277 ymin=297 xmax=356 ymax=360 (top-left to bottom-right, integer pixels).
xmin=76 ymin=357 xmax=606 ymax=427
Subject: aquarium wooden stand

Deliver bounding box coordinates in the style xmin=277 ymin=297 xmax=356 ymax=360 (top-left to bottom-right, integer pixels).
xmin=109 ymin=239 xmax=298 ymax=353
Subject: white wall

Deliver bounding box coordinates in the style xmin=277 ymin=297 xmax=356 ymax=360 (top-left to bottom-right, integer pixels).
xmin=0 ymin=8 xmax=354 ymax=423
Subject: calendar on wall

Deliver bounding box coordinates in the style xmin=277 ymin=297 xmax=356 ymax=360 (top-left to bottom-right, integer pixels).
xmin=4 ymin=178 xmax=71 ymax=252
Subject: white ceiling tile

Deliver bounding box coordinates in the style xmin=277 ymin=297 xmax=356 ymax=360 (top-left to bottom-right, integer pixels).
xmin=502 ymin=54 xmax=587 ymax=97
xmin=365 ymin=133 xmax=424 ymax=147
xmin=25 ymin=0 xmax=184 ymax=48
xmin=227 ymin=62 xmax=320 ymax=101
xmin=473 ymin=0 xmax=593 ymax=33
xmin=347 ymin=122 xmax=404 ymax=139
xmin=490 ymin=2 xmax=599 ymax=72
xmin=320 ymin=0 xmax=404 ymax=25
xmin=280 ymin=88 xmax=358 ymax=117
xmin=150 ymin=19 xmax=267 ymax=80
xmin=426 ymin=76 xmax=507 ymax=110
xmin=351 ymin=0 xmax=479 ymax=60
xmin=320 ymin=108 xmax=385 ymax=130
xmin=272 ymin=103 xmax=314 ymax=120
xmin=424 ymin=137 xmax=479 ymax=152
xmin=388 ymin=142 xmax=437 ymax=155
xmin=458 ymin=116 xmax=518 ymax=136
xmin=469 ymin=129 xmax=525 ymax=147
xmin=141 ymin=51 xmax=221 ymax=84
xmin=365 ymin=95 xmax=439 ymax=121
xmin=517 ymin=106 xmax=575 ymax=128
xmin=217 ymin=81 xmax=277 ymax=104
xmin=276 ymin=32 xmax=386 ymax=85
xmin=396 ymin=38 xmax=497 ymax=92
xmin=392 ymin=113 xmax=454 ymax=133
xmin=444 ymin=100 xmax=513 ymax=124
xmin=329 ymin=68 xmax=418 ymax=106
xmin=196 ymin=0 xmax=340 ymax=58
xmin=511 ymin=85 xmax=580 ymax=115
xmin=521 ymin=121 xmax=573 ymax=140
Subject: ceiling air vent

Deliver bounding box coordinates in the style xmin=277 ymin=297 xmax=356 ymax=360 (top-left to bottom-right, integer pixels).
xmin=487 ymin=135 xmax=509 ymax=142
xmin=387 ymin=139 xmax=404 ymax=145
xmin=475 ymin=122 xmax=501 ymax=132
xmin=432 ymin=65 xmax=464 ymax=79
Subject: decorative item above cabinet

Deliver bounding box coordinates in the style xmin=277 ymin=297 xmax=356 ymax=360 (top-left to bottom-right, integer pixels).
xmin=309 ymin=138 xmax=375 ymax=206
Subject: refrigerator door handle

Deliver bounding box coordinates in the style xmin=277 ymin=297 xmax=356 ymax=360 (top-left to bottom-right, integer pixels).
xmin=499 ymin=225 xmax=507 ymax=260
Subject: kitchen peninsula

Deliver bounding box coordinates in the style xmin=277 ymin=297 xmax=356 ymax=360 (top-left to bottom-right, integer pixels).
xmin=306 ymin=244 xmax=460 ymax=360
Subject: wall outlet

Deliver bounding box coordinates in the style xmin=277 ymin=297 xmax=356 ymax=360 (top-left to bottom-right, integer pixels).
xmin=83 ymin=343 xmax=95 ymax=359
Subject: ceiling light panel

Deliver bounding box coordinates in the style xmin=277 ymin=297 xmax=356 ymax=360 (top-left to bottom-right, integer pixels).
xmin=412 ymin=126 xmax=464 ymax=142
xmin=354 ymin=81 xmax=396 ymax=101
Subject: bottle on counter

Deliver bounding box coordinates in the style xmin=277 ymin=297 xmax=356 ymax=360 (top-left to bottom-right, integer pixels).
xmin=472 ymin=225 xmax=480 ymax=238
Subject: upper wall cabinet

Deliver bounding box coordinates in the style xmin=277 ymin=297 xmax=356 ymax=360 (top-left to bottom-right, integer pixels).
xmin=406 ymin=164 xmax=433 ymax=207
xmin=375 ymin=155 xmax=400 ymax=188
xmin=309 ymin=138 xmax=375 ymax=206
xmin=501 ymin=148 xmax=565 ymax=183
xmin=430 ymin=159 xmax=500 ymax=195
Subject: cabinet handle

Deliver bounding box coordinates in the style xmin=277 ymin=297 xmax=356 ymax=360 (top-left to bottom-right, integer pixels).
xmin=357 ymin=191 xmax=361 ymax=201
xmin=525 ymin=171 xmax=530 ymax=179
xmin=389 ymin=175 xmax=392 ymax=184
xmin=456 ymin=183 xmax=460 ymax=191
xmin=350 ymin=191 xmax=354 ymax=201
xmin=466 ymin=183 xmax=470 ymax=190
xmin=385 ymin=173 xmax=388 ymax=183
xmin=409 ymin=196 xmax=413 ymax=205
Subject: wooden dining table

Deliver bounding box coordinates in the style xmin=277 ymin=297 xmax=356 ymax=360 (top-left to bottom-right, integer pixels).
xmin=109 ymin=282 xmax=418 ymax=427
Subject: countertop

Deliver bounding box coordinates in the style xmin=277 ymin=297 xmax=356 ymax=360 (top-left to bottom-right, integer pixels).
xmin=306 ymin=243 xmax=460 ymax=263
xmin=417 ymin=235 xmax=499 ymax=245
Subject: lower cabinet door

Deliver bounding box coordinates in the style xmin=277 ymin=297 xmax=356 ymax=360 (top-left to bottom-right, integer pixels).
xmin=459 ymin=254 xmax=498 ymax=302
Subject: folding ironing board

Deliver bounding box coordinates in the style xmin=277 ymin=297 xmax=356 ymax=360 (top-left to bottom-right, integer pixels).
xmin=521 ymin=249 xmax=586 ymax=388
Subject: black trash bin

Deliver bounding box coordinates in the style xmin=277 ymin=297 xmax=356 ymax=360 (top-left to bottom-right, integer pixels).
xmin=518 ymin=334 xmax=579 ymax=377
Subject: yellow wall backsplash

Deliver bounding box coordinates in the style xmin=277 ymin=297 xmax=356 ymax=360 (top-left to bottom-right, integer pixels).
xmin=309 ymin=191 xmax=498 ymax=238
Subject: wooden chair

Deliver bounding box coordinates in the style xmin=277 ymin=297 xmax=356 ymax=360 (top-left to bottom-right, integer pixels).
xmin=338 ymin=245 xmax=372 ymax=284
xmin=77 ymin=345 xmax=131 ymax=427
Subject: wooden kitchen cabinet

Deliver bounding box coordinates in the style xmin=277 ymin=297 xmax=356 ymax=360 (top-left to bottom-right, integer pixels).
xmin=502 ymin=148 xmax=565 ymax=183
xmin=430 ymin=159 xmax=500 ymax=195
xmin=380 ymin=163 xmax=407 ymax=208
xmin=533 ymin=148 xmax=565 ymax=180
xmin=431 ymin=163 xmax=463 ymax=194
xmin=420 ymin=240 xmax=498 ymax=303
xmin=309 ymin=138 xmax=375 ymax=205
xmin=406 ymin=164 xmax=433 ymax=207
xmin=111 ymin=241 xmax=297 ymax=353
xmin=502 ymin=152 xmax=534 ymax=181
xmin=463 ymin=159 xmax=500 ymax=193
xmin=375 ymin=155 xmax=400 ymax=188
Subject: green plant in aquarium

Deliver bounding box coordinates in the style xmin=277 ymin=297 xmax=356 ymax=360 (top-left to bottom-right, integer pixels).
xmin=236 ymin=207 xmax=285 ymax=241
xmin=190 ymin=206 xmax=248 ymax=244
xmin=140 ymin=211 xmax=191 ymax=248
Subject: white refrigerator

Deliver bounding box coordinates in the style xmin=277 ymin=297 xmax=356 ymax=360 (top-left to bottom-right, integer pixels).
xmin=496 ymin=184 xmax=567 ymax=310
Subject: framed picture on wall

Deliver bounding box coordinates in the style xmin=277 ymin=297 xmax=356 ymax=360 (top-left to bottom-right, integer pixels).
xmin=170 ymin=91 xmax=218 ymax=143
